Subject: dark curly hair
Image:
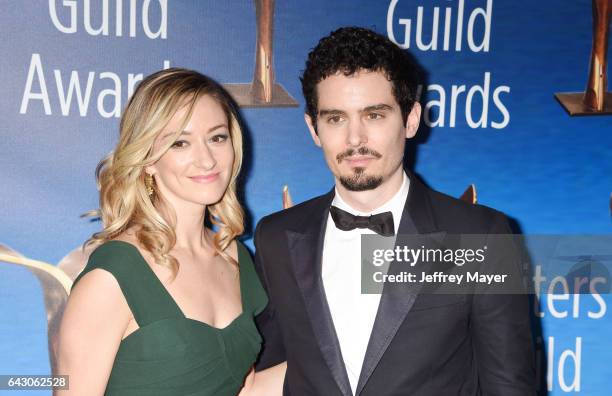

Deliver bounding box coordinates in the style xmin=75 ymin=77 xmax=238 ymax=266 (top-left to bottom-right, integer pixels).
xmin=301 ymin=26 xmax=419 ymax=131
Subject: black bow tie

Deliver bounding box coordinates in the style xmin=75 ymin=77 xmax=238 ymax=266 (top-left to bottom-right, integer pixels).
xmin=329 ymin=206 xmax=395 ymax=237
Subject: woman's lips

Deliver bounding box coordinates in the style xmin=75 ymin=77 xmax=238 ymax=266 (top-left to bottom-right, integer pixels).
xmin=188 ymin=173 xmax=219 ymax=183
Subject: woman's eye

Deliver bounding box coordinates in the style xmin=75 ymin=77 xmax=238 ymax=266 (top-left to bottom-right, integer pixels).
xmin=171 ymin=140 xmax=188 ymax=148
xmin=210 ymin=134 xmax=229 ymax=143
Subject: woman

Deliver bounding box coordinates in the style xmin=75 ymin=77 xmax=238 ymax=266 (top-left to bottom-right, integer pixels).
xmin=56 ymin=68 xmax=285 ymax=395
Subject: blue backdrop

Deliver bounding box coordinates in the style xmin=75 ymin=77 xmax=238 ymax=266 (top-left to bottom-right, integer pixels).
xmin=1 ymin=1 xmax=610 ymax=394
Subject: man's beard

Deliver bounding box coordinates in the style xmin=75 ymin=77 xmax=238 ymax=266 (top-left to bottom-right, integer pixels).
xmin=339 ymin=167 xmax=383 ymax=191
xmin=337 ymin=147 xmax=383 ymax=191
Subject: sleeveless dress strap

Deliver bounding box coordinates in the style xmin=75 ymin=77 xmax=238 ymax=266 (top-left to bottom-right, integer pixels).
xmin=72 ymin=241 xmax=183 ymax=327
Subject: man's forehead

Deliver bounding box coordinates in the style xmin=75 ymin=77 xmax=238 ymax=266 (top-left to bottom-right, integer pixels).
xmin=316 ymin=70 xmax=396 ymax=112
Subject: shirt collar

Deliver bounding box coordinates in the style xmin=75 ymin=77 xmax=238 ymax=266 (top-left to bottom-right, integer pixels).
xmin=332 ymin=172 xmax=409 ymax=234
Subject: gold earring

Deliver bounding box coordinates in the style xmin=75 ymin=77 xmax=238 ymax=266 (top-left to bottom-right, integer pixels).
xmin=145 ymin=173 xmax=155 ymax=197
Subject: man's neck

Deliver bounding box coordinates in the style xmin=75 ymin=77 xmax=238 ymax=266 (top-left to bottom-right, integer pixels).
xmin=335 ymin=169 xmax=405 ymax=213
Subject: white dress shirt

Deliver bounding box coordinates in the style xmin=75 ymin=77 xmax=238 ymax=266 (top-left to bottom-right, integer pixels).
xmin=321 ymin=172 xmax=409 ymax=394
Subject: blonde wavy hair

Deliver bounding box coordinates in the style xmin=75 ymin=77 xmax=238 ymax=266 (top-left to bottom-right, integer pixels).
xmin=87 ymin=68 xmax=245 ymax=275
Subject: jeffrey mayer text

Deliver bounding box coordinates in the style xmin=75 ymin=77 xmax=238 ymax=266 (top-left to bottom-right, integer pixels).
xmin=373 ymin=271 xmax=508 ymax=285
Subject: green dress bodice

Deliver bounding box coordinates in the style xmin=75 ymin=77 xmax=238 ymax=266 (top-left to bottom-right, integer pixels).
xmin=72 ymin=240 xmax=268 ymax=396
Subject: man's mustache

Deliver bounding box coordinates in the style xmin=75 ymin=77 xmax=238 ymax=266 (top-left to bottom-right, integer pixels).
xmin=336 ymin=147 xmax=383 ymax=163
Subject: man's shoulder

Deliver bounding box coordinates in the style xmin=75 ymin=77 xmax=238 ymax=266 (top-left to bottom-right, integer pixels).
xmin=424 ymin=185 xmax=509 ymax=233
xmin=256 ymin=192 xmax=332 ymax=233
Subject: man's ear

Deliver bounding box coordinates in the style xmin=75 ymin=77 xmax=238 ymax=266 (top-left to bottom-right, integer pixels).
xmin=405 ymin=102 xmax=421 ymax=139
xmin=304 ymin=113 xmax=322 ymax=147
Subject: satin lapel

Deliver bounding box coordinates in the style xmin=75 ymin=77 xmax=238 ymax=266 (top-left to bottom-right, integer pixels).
xmin=286 ymin=191 xmax=353 ymax=396
xmin=356 ymin=173 xmax=446 ymax=395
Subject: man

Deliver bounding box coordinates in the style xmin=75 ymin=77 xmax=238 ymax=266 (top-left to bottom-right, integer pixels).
xmin=254 ymin=27 xmax=535 ymax=395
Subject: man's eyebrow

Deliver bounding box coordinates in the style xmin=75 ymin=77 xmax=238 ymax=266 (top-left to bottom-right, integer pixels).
xmin=317 ymin=104 xmax=394 ymax=118
xmin=318 ymin=109 xmax=346 ymax=117
xmin=361 ymin=104 xmax=394 ymax=113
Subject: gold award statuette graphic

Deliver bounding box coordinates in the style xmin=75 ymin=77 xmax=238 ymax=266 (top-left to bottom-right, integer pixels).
xmin=556 ymin=0 xmax=612 ymax=115
xmin=224 ymin=0 xmax=298 ymax=107
xmin=0 ymin=242 xmax=97 ymax=374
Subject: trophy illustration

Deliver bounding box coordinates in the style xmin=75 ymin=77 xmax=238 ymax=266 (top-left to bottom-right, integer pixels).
xmin=556 ymin=0 xmax=612 ymax=115
xmin=460 ymin=184 xmax=477 ymax=204
xmin=0 ymin=242 xmax=97 ymax=374
xmin=224 ymin=0 xmax=298 ymax=108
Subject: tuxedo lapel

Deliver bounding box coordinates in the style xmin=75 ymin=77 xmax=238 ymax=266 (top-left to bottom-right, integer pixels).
xmin=356 ymin=173 xmax=446 ymax=395
xmin=286 ymin=190 xmax=353 ymax=396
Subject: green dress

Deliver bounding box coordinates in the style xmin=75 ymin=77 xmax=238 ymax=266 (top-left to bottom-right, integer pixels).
xmin=72 ymin=240 xmax=268 ymax=396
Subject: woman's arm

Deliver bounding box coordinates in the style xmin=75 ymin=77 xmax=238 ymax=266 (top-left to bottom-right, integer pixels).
xmin=54 ymin=269 xmax=132 ymax=396
xmin=239 ymin=362 xmax=287 ymax=396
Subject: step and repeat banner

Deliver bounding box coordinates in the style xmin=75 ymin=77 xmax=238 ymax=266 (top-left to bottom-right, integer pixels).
xmin=1 ymin=1 xmax=611 ymax=395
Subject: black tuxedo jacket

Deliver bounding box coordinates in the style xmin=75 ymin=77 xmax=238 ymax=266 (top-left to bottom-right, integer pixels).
xmin=253 ymin=172 xmax=536 ymax=395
